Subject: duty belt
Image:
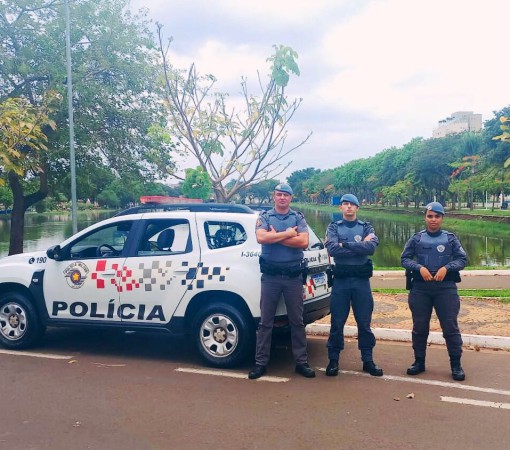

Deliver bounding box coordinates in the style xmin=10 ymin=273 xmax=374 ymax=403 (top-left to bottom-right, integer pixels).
xmin=405 ymin=269 xmax=461 ymax=289
xmin=333 ymin=260 xmax=373 ymax=279
xmin=259 ymin=257 xmax=304 ymax=278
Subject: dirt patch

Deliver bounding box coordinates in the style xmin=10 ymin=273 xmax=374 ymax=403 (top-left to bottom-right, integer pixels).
xmin=315 ymin=293 xmax=510 ymax=337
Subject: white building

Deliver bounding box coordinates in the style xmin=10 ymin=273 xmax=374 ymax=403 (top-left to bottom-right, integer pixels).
xmin=432 ymin=111 xmax=482 ymax=138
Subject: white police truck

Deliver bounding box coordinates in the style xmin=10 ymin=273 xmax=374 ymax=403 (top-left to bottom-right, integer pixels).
xmin=0 ymin=203 xmax=331 ymax=367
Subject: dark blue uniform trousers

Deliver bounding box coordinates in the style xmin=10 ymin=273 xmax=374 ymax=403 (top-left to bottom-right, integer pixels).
xmin=255 ymin=273 xmax=308 ymax=366
xmin=409 ymin=283 xmax=463 ymax=359
xmin=327 ymin=277 xmax=376 ymax=362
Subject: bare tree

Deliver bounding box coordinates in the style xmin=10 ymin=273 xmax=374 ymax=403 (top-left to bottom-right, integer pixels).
xmin=157 ymin=26 xmax=311 ymax=202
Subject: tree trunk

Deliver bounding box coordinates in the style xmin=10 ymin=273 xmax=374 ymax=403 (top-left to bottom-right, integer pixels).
xmin=8 ymin=169 xmax=49 ymax=256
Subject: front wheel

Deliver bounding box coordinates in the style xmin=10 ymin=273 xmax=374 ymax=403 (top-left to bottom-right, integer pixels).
xmin=0 ymin=292 xmax=45 ymax=349
xmin=192 ymin=303 xmax=254 ymax=368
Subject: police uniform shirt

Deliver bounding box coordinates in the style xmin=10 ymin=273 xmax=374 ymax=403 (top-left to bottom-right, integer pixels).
xmin=325 ymin=219 xmax=378 ymax=265
xmin=256 ymin=208 xmax=308 ymax=265
xmin=401 ymin=229 xmax=467 ymax=273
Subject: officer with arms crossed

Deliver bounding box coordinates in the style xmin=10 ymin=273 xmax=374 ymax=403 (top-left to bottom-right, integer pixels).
xmin=248 ymin=183 xmax=315 ymax=379
xmin=325 ymin=194 xmax=383 ymax=377
xmin=401 ymin=202 xmax=467 ymax=381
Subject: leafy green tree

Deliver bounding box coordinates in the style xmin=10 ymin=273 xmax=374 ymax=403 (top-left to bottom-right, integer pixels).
xmin=157 ymin=27 xmax=311 ymax=202
xmin=97 ymin=188 xmax=120 ymax=209
xmin=287 ymin=168 xmax=321 ymax=201
xmin=236 ymin=179 xmax=278 ymax=205
xmin=1 ymin=0 xmax=174 ymax=253
xmin=182 ymin=167 xmax=212 ymax=200
xmin=0 ymin=95 xmax=57 ymax=254
xmin=0 ymin=183 xmax=13 ymax=209
xmin=492 ymin=116 xmax=510 ymax=168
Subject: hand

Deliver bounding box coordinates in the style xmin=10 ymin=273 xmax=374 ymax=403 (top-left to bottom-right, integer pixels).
xmin=285 ymin=226 xmax=298 ymax=237
xmin=433 ymin=266 xmax=447 ymax=281
xmin=419 ymin=266 xmax=433 ymax=281
xmin=364 ymin=233 xmax=375 ymax=241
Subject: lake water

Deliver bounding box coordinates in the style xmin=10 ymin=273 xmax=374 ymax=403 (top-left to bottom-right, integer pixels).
xmin=0 ymin=209 xmax=508 ymax=267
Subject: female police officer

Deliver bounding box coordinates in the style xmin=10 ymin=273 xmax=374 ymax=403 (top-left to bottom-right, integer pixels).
xmin=401 ymin=202 xmax=467 ymax=381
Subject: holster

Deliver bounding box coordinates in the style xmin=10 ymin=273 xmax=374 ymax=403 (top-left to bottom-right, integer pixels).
xmin=326 ymin=265 xmax=334 ymax=288
xmin=301 ymin=260 xmax=309 ymax=285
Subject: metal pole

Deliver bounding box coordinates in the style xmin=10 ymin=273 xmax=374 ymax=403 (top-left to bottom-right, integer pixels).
xmin=65 ymin=0 xmax=78 ymax=234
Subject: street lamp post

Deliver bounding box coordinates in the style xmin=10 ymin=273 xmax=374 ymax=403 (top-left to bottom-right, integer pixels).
xmin=65 ymin=0 xmax=78 ymax=234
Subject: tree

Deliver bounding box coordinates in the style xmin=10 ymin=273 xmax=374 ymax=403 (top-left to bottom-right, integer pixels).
xmin=235 ymin=179 xmax=278 ymax=205
xmin=157 ymin=26 xmax=311 ymax=202
xmin=287 ymin=168 xmax=321 ymax=201
xmin=1 ymin=0 xmax=174 ymax=254
xmin=182 ymin=167 xmax=212 ymax=200
xmin=0 ymin=95 xmax=57 ymax=254
xmin=492 ymin=116 xmax=510 ymax=168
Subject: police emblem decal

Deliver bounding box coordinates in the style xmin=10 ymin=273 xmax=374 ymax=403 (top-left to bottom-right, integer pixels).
xmin=354 ymin=235 xmax=362 ymax=242
xmin=437 ymin=245 xmax=445 ymax=253
xmin=64 ymin=262 xmax=89 ymax=289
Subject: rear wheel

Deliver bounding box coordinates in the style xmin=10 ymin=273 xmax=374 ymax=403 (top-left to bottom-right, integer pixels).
xmin=193 ymin=303 xmax=254 ymax=368
xmin=0 ymin=292 xmax=45 ymax=349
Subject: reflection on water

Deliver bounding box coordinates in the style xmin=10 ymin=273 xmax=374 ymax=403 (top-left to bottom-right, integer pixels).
xmin=304 ymin=210 xmax=510 ymax=268
xmin=0 ymin=211 xmax=114 ymax=258
xmin=0 ymin=210 xmax=508 ymax=267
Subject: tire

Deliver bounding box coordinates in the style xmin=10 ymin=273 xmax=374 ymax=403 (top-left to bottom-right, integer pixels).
xmin=0 ymin=292 xmax=45 ymax=350
xmin=192 ymin=302 xmax=254 ymax=368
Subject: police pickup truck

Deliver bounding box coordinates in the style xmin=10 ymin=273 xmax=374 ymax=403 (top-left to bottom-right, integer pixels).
xmin=0 ymin=203 xmax=331 ymax=367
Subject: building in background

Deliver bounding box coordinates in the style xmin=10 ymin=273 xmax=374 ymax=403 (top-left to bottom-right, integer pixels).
xmin=432 ymin=111 xmax=482 ymax=138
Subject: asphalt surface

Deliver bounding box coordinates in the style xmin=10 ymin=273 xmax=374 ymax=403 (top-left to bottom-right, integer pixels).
xmin=1 ymin=330 xmax=510 ymax=450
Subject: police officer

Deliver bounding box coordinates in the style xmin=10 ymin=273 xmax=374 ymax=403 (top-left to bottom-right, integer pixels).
xmin=248 ymin=183 xmax=315 ymax=379
xmin=401 ymin=202 xmax=467 ymax=381
xmin=325 ymin=194 xmax=383 ymax=377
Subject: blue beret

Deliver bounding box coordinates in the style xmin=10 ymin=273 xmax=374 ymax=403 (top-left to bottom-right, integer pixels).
xmin=340 ymin=194 xmax=360 ymax=207
xmin=425 ymin=202 xmax=445 ymax=215
xmin=274 ymin=183 xmax=293 ymax=195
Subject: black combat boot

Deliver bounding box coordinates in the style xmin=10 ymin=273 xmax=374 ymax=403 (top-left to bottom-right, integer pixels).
xmin=248 ymin=365 xmax=266 ymax=380
xmin=407 ymin=357 xmax=426 ymax=375
xmin=363 ymin=360 xmax=383 ymax=377
xmin=450 ymin=358 xmax=465 ymax=381
xmin=295 ymin=363 xmax=316 ymax=378
xmin=325 ymin=359 xmax=339 ymax=376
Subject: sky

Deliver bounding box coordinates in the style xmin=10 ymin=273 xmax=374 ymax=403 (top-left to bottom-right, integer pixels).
xmin=129 ymin=0 xmax=510 ymax=179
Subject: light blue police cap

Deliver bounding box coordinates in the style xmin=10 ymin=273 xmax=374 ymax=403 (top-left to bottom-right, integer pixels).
xmin=340 ymin=193 xmax=360 ymax=207
xmin=274 ymin=183 xmax=293 ymax=195
xmin=425 ymin=202 xmax=445 ymax=215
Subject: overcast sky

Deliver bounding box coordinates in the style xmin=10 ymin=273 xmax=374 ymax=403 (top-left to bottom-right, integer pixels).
xmin=129 ymin=0 xmax=510 ymax=179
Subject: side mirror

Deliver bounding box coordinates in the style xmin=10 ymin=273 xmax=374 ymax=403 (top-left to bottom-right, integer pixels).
xmin=46 ymin=245 xmax=63 ymax=261
xmin=311 ymin=242 xmax=324 ymax=250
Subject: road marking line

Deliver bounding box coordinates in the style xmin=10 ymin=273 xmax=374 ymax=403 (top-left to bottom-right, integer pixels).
xmin=0 ymin=349 xmax=73 ymax=360
xmin=319 ymin=369 xmax=510 ymax=397
xmin=175 ymin=367 xmax=289 ymax=383
xmin=440 ymin=396 xmax=510 ymax=410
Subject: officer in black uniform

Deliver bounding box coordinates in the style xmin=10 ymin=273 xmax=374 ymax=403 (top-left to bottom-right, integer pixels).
xmin=248 ymin=183 xmax=315 ymax=379
xmin=401 ymin=201 xmax=467 ymax=381
xmin=325 ymin=194 xmax=383 ymax=377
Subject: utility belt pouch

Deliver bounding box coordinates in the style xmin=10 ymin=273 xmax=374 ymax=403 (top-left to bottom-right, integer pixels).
xmin=326 ymin=265 xmax=334 ymax=288
xmin=405 ymin=269 xmax=413 ymax=290
xmin=301 ymin=259 xmax=308 ymax=285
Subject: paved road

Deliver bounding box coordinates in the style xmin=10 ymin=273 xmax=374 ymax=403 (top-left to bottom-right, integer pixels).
xmin=1 ymin=329 xmax=510 ymax=450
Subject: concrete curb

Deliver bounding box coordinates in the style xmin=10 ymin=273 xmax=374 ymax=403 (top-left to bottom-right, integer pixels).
xmin=306 ymin=324 xmax=510 ymax=350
